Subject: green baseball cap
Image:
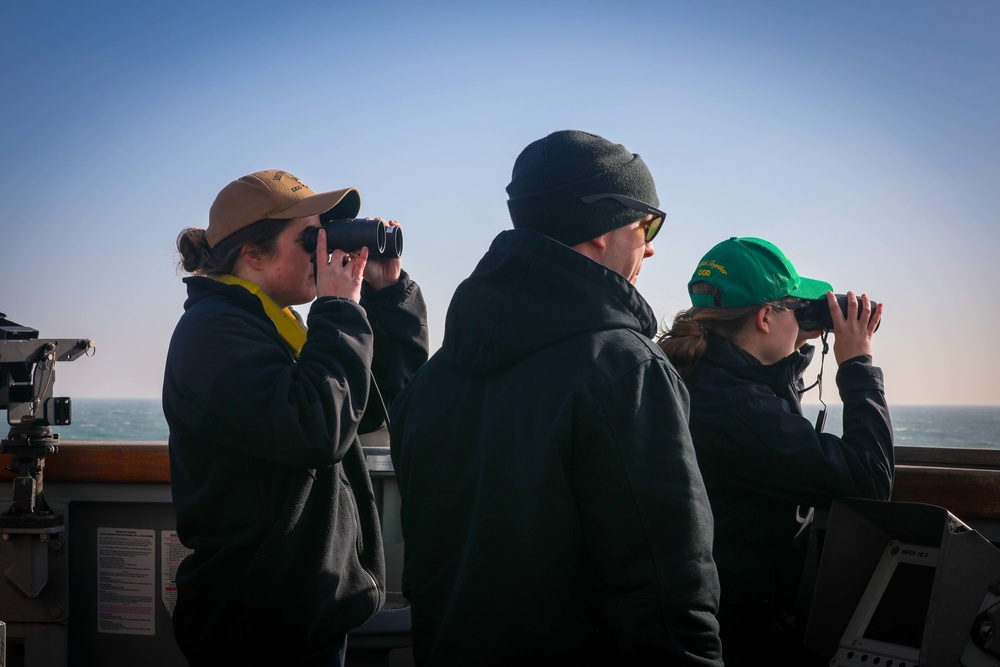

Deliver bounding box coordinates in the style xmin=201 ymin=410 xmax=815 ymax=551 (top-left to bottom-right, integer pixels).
xmin=689 ymin=237 xmax=832 ymax=307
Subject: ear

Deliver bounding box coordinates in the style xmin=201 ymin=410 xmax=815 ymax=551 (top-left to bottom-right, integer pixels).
xmin=588 ymin=233 xmax=609 ymax=250
xmin=755 ymin=306 xmax=772 ymax=334
xmin=240 ymin=244 xmax=266 ymax=272
xmin=571 ymin=233 xmax=609 ymax=264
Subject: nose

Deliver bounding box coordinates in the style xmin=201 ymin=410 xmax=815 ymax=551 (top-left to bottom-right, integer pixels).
xmin=643 ymin=241 xmax=655 ymax=258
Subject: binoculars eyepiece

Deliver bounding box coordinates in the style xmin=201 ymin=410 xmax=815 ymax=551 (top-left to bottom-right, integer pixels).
xmin=302 ymin=219 xmax=403 ymax=260
xmin=795 ymin=294 xmax=880 ymax=332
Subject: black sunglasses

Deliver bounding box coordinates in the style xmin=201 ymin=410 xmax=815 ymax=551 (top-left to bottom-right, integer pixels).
xmin=771 ymin=298 xmax=810 ymax=312
xmin=580 ymin=193 xmax=666 ymax=242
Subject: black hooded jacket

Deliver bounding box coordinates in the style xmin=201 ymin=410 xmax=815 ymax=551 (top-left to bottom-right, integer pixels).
xmin=684 ymin=334 xmax=893 ymax=659
xmin=163 ymin=273 xmax=428 ymax=665
xmin=390 ymin=230 xmax=723 ymax=666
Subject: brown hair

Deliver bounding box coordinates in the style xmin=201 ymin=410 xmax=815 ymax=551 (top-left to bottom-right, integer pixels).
xmin=656 ymin=282 xmax=762 ymax=378
xmin=176 ymin=218 xmax=292 ymax=276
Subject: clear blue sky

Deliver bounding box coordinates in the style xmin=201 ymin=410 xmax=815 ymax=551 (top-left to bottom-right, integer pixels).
xmin=2 ymin=0 xmax=998 ymax=405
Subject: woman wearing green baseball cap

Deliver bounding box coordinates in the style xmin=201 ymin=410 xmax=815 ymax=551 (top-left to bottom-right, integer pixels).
xmin=657 ymin=236 xmax=892 ymax=666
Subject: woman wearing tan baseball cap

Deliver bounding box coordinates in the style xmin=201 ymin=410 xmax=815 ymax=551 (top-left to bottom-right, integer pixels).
xmin=163 ymin=169 xmax=429 ymax=666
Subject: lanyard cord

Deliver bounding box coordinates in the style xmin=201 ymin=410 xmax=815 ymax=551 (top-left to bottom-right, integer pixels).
xmin=800 ymin=330 xmax=830 ymax=433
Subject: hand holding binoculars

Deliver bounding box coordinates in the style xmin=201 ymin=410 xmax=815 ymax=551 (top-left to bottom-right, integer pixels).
xmin=795 ymin=294 xmax=881 ymax=332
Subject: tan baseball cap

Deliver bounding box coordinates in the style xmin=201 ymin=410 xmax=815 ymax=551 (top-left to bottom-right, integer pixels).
xmin=206 ymin=169 xmax=362 ymax=247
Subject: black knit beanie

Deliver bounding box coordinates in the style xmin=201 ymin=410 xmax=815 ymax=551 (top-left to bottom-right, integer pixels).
xmin=506 ymin=130 xmax=659 ymax=247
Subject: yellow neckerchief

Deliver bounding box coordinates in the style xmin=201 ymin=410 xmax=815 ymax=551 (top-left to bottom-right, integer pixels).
xmin=210 ymin=274 xmax=307 ymax=357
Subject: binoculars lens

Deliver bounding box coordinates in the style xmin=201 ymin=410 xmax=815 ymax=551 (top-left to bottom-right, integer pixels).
xmin=382 ymin=225 xmax=403 ymax=259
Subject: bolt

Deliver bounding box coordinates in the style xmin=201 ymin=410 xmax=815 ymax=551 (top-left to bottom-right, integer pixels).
xmin=980 ymin=620 xmax=996 ymax=641
xmin=48 ymin=604 xmax=64 ymax=620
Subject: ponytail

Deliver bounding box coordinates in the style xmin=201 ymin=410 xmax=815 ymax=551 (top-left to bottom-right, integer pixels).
xmin=656 ymin=312 xmax=710 ymax=378
xmin=657 ymin=282 xmax=761 ymax=377
xmin=176 ymin=228 xmax=214 ymax=275
xmin=175 ymin=218 xmax=292 ymax=276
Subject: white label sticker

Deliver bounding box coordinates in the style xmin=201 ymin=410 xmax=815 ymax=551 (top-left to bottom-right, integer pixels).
xmin=161 ymin=531 xmax=192 ymax=617
xmin=97 ymin=527 xmax=156 ymax=635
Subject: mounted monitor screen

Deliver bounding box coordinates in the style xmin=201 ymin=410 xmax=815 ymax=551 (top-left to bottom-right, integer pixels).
xmin=833 ymin=540 xmax=939 ymax=667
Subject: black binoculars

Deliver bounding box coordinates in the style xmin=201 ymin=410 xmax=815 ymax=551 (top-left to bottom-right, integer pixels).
xmin=302 ymin=219 xmax=403 ymax=260
xmin=795 ymin=294 xmax=880 ymax=332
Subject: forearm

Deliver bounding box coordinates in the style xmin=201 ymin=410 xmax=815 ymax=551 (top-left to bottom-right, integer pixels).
xmin=361 ymin=271 xmax=430 ymax=404
xmin=836 ymin=355 xmax=894 ymax=498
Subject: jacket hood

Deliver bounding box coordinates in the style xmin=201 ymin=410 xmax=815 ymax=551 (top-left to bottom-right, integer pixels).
xmin=701 ymin=333 xmax=816 ymax=413
xmin=703 ymin=333 xmax=815 ymax=375
xmin=442 ymin=229 xmax=658 ymax=376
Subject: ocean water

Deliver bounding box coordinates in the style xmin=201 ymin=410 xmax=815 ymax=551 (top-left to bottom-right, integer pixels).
xmin=48 ymin=398 xmax=170 ymax=442
xmin=804 ymin=403 xmax=1000 ymax=449
xmin=14 ymin=398 xmax=1000 ymax=449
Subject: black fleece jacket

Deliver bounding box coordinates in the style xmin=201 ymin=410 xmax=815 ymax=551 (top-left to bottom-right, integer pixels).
xmin=685 ymin=334 xmax=893 ymax=631
xmin=163 ymin=272 xmax=427 ymax=665
xmin=390 ymin=230 xmax=723 ymax=666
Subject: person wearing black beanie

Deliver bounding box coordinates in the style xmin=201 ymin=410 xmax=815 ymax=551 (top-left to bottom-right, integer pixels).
xmin=507 ymin=129 xmax=661 ymax=246
xmin=391 ymin=130 xmax=723 ymax=666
